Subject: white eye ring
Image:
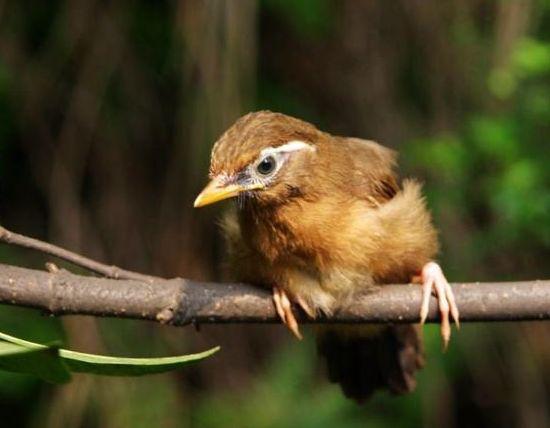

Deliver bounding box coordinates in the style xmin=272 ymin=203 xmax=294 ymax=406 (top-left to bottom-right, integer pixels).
xmin=251 ymin=140 xmax=315 ymax=181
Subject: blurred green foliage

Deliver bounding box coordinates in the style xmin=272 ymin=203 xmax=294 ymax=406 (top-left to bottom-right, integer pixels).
xmin=263 ymin=0 xmax=333 ymax=38
xmin=405 ymin=33 xmax=550 ymax=279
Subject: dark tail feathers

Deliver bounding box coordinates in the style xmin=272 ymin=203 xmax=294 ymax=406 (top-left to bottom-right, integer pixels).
xmin=317 ymin=325 xmax=425 ymax=403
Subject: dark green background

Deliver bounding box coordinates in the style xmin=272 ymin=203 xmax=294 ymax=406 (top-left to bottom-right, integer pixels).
xmin=0 ymin=1 xmax=549 ymax=427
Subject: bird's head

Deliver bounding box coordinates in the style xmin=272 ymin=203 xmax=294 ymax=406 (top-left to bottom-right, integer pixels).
xmin=194 ymin=111 xmax=321 ymax=208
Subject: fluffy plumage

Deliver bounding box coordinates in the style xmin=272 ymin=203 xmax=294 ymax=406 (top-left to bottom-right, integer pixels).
xmin=222 ymin=178 xmax=437 ymax=314
xmin=217 ymin=112 xmax=438 ymax=314
xmin=197 ymin=110 xmax=454 ymax=402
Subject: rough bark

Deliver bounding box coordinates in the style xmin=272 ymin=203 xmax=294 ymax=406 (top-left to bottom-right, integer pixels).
xmin=0 ymin=264 xmax=548 ymax=326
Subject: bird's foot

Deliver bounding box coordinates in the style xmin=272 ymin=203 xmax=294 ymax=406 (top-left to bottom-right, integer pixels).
xmin=273 ymin=286 xmax=303 ymax=340
xmin=295 ymin=295 xmax=316 ymax=319
xmin=415 ymin=262 xmax=460 ymax=350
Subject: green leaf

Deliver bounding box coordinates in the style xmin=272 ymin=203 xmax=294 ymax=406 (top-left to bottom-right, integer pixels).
xmin=0 ymin=340 xmax=71 ymax=383
xmin=60 ymin=346 xmax=220 ymax=376
xmin=0 ymin=330 xmax=61 ymax=349
xmin=0 ymin=330 xmax=219 ymax=381
xmin=0 ymin=341 xmax=42 ymax=356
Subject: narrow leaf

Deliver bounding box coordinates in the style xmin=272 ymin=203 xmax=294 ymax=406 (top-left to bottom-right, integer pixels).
xmin=0 ymin=330 xmax=50 ymax=349
xmin=0 ymin=341 xmax=41 ymax=356
xmin=0 ymin=330 xmax=219 ymax=381
xmin=0 ymin=340 xmax=71 ymax=383
xmin=59 ymin=346 xmax=220 ymax=376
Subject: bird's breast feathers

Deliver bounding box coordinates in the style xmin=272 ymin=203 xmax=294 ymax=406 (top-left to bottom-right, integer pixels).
xmin=223 ymin=180 xmax=438 ymax=315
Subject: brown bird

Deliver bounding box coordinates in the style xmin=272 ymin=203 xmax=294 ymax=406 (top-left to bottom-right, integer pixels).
xmin=194 ymin=111 xmax=459 ymax=402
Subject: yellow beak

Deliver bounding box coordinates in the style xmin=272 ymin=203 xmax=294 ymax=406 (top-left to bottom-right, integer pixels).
xmin=193 ymin=176 xmax=264 ymax=208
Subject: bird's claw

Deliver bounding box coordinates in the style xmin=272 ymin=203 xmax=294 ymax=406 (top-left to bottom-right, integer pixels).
xmin=273 ymin=286 xmax=303 ymax=340
xmin=296 ymin=295 xmax=316 ymax=318
xmin=417 ymin=262 xmax=460 ymax=350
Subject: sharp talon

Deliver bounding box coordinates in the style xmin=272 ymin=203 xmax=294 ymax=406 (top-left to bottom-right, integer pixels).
xmin=442 ymin=333 xmax=450 ymax=352
xmin=441 ymin=305 xmax=451 ymax=352
xmin=272 ymin=287 xmax=286 ymax=323
xmin=280 ymin=290 xmax=303 ymax=340
xmin=440 ymin=307 xmax=450 ymax=351
xmin=416 ymin=262 xmax=460 ymax=349
xmin=286 ymin=313 xmax=303 ymax=340
xmin=296 ymin=296 xmax=315 ymax=318
xmin=272 ymin=286 xmax=303 ymax=340
xmin=419 ymin=277 xmax=434 ymax=324
xmin=445 ymin=282 xmax=460 ymax=329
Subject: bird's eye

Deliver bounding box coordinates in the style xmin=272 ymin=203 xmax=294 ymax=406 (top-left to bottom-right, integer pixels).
xmin=256 ymin=155 xmax=276 ymax=175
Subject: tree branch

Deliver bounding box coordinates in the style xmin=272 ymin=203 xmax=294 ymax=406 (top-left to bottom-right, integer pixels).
xmin=0 ymin=226 xmax=158 ymax=282
xmin=0 ymin=263 xmax=548 ymax=325
xmin=0 ymin=226 xmax=548 ymax=325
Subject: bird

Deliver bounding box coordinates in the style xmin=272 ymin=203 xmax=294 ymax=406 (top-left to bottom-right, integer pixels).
xmin=194 ymin=110 xmax=459 ymax=402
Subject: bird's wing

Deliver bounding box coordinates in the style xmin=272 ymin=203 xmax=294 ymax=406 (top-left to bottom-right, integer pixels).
xmin=337 ymin=137 xmax=400 ymax=205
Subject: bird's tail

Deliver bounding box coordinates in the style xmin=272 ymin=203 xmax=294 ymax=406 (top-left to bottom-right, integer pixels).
xmin=317 ymin=325 xmax=424 ymax=403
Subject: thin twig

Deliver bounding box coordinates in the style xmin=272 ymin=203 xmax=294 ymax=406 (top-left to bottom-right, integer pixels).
xmin=0 ymin=226 xmax=159 ymax=282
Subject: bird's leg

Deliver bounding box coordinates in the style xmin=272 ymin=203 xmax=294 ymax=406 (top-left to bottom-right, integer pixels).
xmin=414 ymin=261 xmax=460 ymax=350
xmin=272 ymin=286 xmax=303 ymax=340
